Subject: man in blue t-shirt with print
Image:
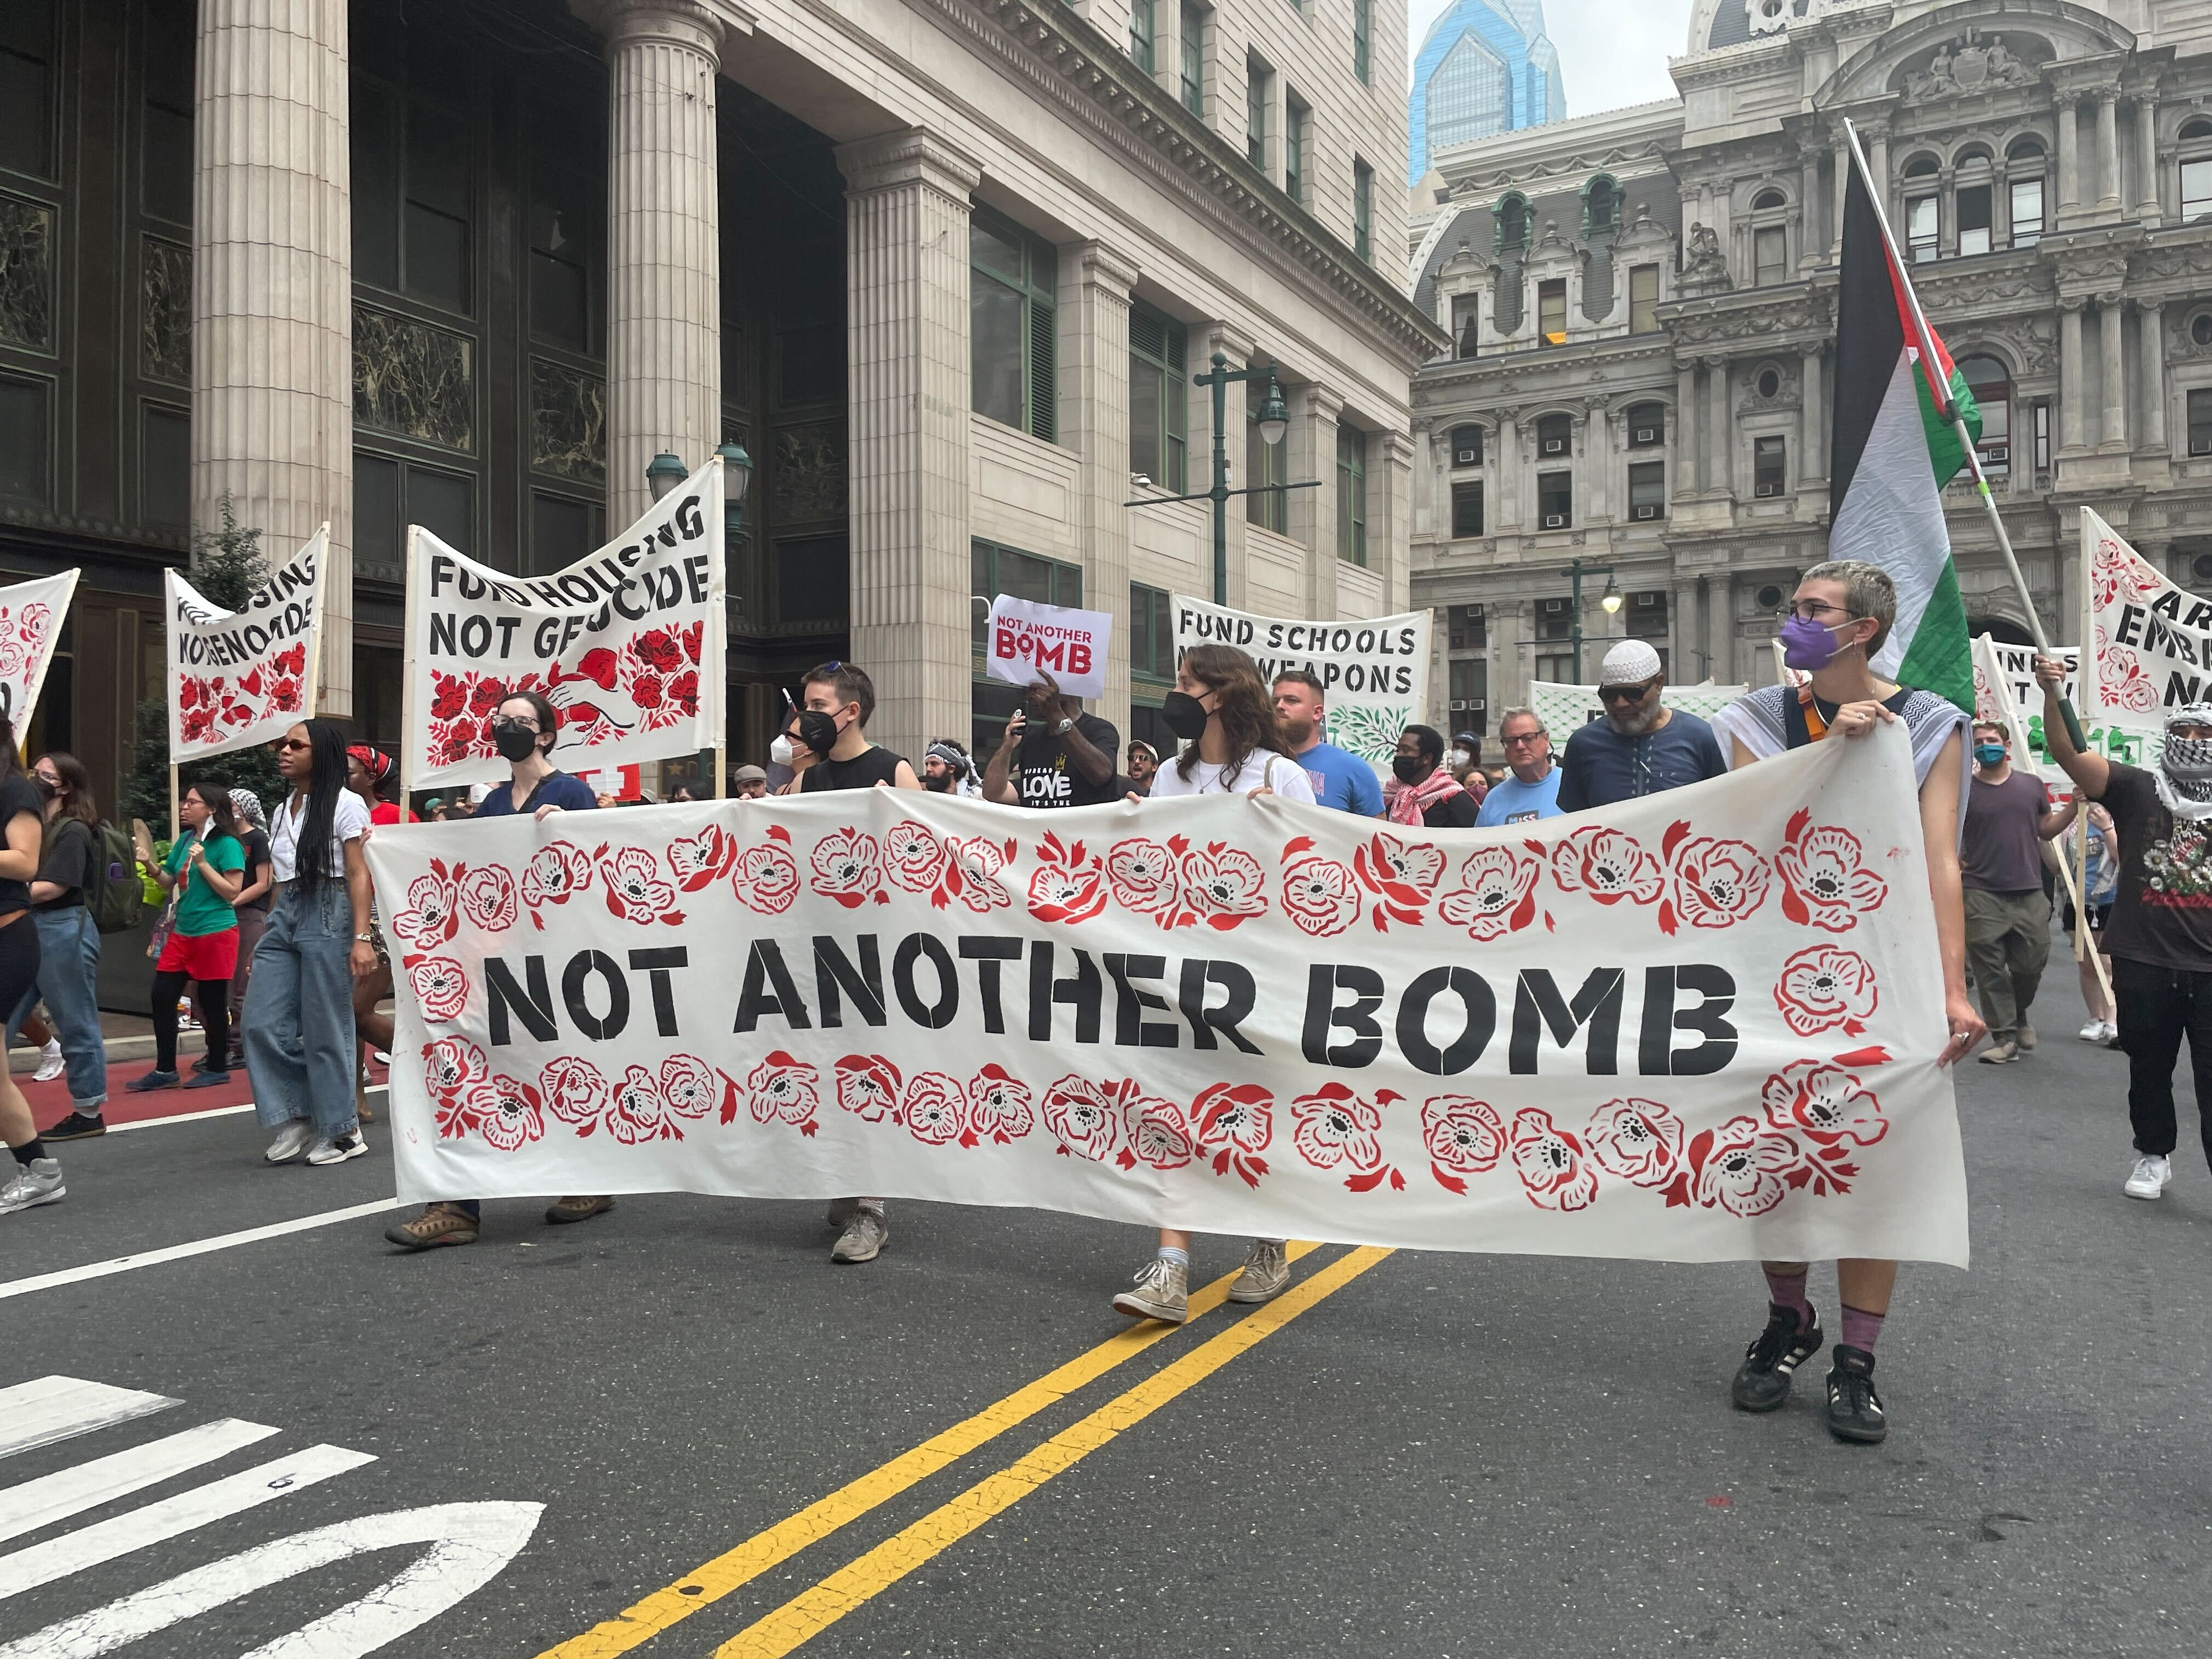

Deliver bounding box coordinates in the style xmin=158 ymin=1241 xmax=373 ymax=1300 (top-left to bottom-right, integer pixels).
xmin=1273 ymin=671 xmax=1384 ymax=816
xmin=1478 ymin=706 xmax=1564 ymax=826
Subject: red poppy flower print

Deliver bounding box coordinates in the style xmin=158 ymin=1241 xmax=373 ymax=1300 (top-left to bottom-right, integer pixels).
xmin=1118 ymin=1093 xmax=1198 ymax=1171
xmin=390 ymin=872 xmax=460 ymax=951
xmin=635 ymin=627 xmax=684 ymax=674
xmin=1027 ymin=832 xmax=1108 ymax=924
xmin=1509 ymin=1108 xmax=1598 ymax=1212
xmin=1280 ymin=852 xmax=1360 ymax=938
xmin=1041 ymin=1074 xmax=1123 ymax=1161
xmin=810 ymin=828 xmax=884 ymax=909
xmin=667 ymin=667 xmax=700 ymax=716
xmin=1420 ymin=1095 xmax=1505 ymax=1193
xmin=424 ymin=1035 xmax=487 ymax=1103
xmin=594 ymin=844 xmax=681 ymax=924
xmin=904 ymin=1072 xmax=970 ymax=1147
xmin=1291 ymin=1083 xmax=1402 ymax=1191
xmin=1550 ymin=826 xmax=1664 ymax=906
xmin=1105 ymin=839 xmax=1176 ymax=915
xmin=681 ymin=620 xmax=703 ymax=665
xmin=1180 ymin=843 xmax=1268 ymax=931
xmin=835 ymin=1053 xmax=904 ymax=1123
xmin=667 ymin=825 xmax=738 ymax=893
xmin=522 ymin=842 xmax=593 ymax=926
xmin=731 ymin=838 xmax=801 ymax=915
xmin=1773 ymin=946 xmax=1879 ymax=1036
xmin=470 ymin=1074 xmax=546 ymax=1152
xmin=468 ymin=677 xmax=507 ymax=718
xmin=1192 ymin=1082 xmax=1274 ymax=1187
xmin=947 ymin=837 xmax=1013 ymax=913
xmin=430 ymin=672 xmax=471 ymax=722
xmin=2098 ymin=643 xmax=2158 ymax=713
xmin=406 ymin=957 xmax=469 ymax=1024
xmin=609 ymin=1065 xmax=682 ymax=1143
xmin=540 ymin=1056 xmax=610 ymax=1134
xmin=1353 ymin=832 xmax=1446 ymax=928
xmin=1582 ymin=1098 xmax=1684 ymax=1190
xmin=1437 ymin=847 xmax=1542 ymax=941
xmin=1775 ymin=811 xmax=1888 ymax=933
xmin=964 ymin=1065 xmax=1034 ymax=1146
xmin=1660 ymin=826 xmax=1772 ymax=935
xmin=659 ymin=1054 xmax=722 ymax=1123
xmin=741 ymin=1051 xmax=820 ymax=1134
xmin=1761 ymin=1060 xmax=1886 ymax=1150
xmin=884 ymin=820 xmax=946 ymax=894
xmin=457 ymin=864 xmax=518 ymax=932
xmin=1689 ymin=1114 xmax=1801 ymax=1217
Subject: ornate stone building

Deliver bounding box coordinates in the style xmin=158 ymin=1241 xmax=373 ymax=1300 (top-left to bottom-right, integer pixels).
xmin=0 ymin=0 xmax=1439 ymax=806
xmin=1407 ymin=0 xmax=2212 ymax=739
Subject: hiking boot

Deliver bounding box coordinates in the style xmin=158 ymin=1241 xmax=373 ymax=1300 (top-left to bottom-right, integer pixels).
xmin=41 ymin=1111 xmax=106 ymax=1142
xmin=0 ymin=1158 xmax=64 ymax=1214
xmin=1824 ymin=1345 xmax=1888 ymax=1444
xmin=264 ymin=1120 xmax=317 ymax=1164
xmin=1227 ymin=1238 xmax=1291 ymax=1303
xmin=384 ymin=1202 xmax=479 ymax=1250
xmin=1111 ymin=1255 xmax=1190 ymax=1324
xmin=1731 ymin=1301 xmax=1824 ymax=1412
xmin=545 ymin=1193 xmax=614 ymax=1225
xmin=831 ymin=1207 xmax=889 ymax=1263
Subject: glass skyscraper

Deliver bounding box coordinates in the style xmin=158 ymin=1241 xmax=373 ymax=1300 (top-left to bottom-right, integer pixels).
xmin=1407 ymin=0 xmax=1564 ymax=184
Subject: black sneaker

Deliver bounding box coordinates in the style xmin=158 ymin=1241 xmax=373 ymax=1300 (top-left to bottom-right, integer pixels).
xmin=1731 ymin=1301 xmax=1824 ymax=1412
xmin=1824 ymin=1344 xmax=1888 ymax=1444
xmin=41 ymin=1110 xmax=107 ymax=1142
xmin=191 ymin=1052 xmax=223 ymax=1075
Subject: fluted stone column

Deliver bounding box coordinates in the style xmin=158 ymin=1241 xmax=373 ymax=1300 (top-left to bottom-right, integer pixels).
xmin=2099 ymin=293 xmax=2128 ymax=452
xmin=2058 ymin=100 xmax=2082 ymax=215
xmin=1495 ymin=408 xmax=1521 ymax=531
xmin=1705 ymin=357 xmax=1730 ymax=497
xmin=1674 ymin=362 xmax=1699 ymax=498
xmin=192 ymin=0 xmax=353 ymax=714
xmin=1290 ymin=384 xmax=1343 ymax=618
xmin=1375 ymin=430 xmax=1413 ymax=612
xmin=2138 ymin=298 xmax=2168 ymax=451
xmin=589 ymin=0 xmax=723 ymax=531
xmin=1798 ymin=147 xmax=1823 ymax=268
xmin=2059 ymin=300 xmax=2088 ymax=454
xmin=2137 ymin=96 xmax=2163 ymax=222
xmin=1831 ymin=133 xmax=1849 ymax=260
xmin=2097 ymin=90 xmax=2123 ymax=213
xmin=1800 ymin=345 xmax=1827 ymax=488
xmin=839 ymin=129 xmax=981 ymax=764
xmin=1058 ymin=241 xmax=1138 ymax=735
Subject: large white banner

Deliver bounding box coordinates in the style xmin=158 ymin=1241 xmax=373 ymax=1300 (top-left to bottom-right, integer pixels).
xmin=1970 ymin=635 xmax=2081 ymax=787
xmin=402 ymin=457 xmax=726 ymax=789
xmin=367 ymin=724 xmax=1968 ymax=1265
xmin=2082 ymin=507 xmax=2211 ymax=768
xmin=0 ymin=569 xmax=77 ymax=734
xmin=1171 ymin=596 xmax=1428 ymax=768
xmin=1531 ymin=681 xmax=1747 ymax=743
xmin=166 ymin=529 xmax=328 ymax=759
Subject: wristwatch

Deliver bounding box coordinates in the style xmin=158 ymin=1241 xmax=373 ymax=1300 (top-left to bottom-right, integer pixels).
xmin=1053 ymin=716 xmax=1074 ymax=736
xmin=354 ymin=932 xmax=374 ymax=943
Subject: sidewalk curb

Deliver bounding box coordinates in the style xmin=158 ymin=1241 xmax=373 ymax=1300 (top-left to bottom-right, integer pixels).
xmin=7 ymin=1033 xmax=162 ymax=1073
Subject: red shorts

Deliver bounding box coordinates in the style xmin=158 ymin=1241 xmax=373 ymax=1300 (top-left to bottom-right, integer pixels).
xmin=156 ymin=928 xmax=240 ymax=981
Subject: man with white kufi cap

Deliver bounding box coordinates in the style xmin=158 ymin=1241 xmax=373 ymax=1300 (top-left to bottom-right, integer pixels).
xmin=1554 ymin=638 xmax=1728 ymax=812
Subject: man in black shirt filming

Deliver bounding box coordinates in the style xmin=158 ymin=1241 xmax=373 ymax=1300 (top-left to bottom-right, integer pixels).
xmin=982 ymin=669 xmax=1119 ymax=811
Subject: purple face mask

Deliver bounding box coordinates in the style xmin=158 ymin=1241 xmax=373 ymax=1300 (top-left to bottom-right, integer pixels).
xmin=1780 ymin=612 xmax=1853 ymax=670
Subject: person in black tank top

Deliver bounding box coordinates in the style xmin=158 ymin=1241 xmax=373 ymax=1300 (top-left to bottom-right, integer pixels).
xmin=781 ymin=662 xmax=923 ymax=1265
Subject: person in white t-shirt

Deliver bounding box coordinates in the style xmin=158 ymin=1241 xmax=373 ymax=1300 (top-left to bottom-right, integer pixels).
xmin=246 ymin=719 xmax=377 ymax=1168
xmin=1113 ymin=643 xmax=1314 ymax=1327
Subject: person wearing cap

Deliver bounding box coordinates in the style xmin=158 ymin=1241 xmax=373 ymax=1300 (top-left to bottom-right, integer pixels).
xmin=1554 ymin=639 xmax=1727 ymax=813
xmin=1447 ymin=732 xmax=1488 ymax=806
xmin=731 ymin=765 xmax=769 ymax=800
xmin=1125 ymin=741 xmax=1160 ymax=797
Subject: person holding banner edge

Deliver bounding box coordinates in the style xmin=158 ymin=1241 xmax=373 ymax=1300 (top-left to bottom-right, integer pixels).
xmin=0 ymin=714 xmax=66 ymax=1216
xmin=1709 ymin=560 xmax=1980 ymax=1445
xmin=13 ymin=753 xmax=110 ymax=1138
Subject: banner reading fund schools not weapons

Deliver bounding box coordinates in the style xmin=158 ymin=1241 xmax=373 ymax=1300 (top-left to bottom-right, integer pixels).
xmin=403 ymin=457 xmax=726 ymax=789
xmin=1971 ymin=635 xmax=2083 ymax=786
xmin=0 ymin=568 xmax=77 ymax=734
xmin=368 ymin=724 xmax=1968 ymax=1265
xmin=1172 ymin=594 xmax=1428 ymax=768
xmin=166 ymin=529 xmax=328 ymax=759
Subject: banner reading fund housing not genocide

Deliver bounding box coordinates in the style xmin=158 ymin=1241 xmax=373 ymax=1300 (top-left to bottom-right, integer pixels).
xmin=166 ymin=529 xmax=328 ymax=760
xmin=369 ymin=724 xmax=1968 ymax=1265
xmin=1171 ymin=594 xmax=1429 ymax=768
xmin=403 ymin=457 xmax=726 ymax=789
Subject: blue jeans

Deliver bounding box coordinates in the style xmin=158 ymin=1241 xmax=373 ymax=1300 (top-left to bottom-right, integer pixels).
xmin=8 ymin=907 xmax=107 ymax=1110
xmin=243 ymin=884 xmax=358 ymax=1138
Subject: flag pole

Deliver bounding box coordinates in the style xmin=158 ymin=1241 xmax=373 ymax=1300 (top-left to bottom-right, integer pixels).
xmin=1843 ymin=120 xmax=2088 ymax=748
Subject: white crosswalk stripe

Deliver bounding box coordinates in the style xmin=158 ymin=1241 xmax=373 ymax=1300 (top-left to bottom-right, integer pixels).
xmin=0 ymin=1378 xmax=176 ymax=1462
xmin=0 ymin=1418 xmax=282 ymax=1545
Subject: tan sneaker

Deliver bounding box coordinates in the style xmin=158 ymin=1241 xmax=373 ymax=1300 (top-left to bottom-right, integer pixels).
xmin=831 ymin=1207 xmax=889 ymax=1263
xmin=546 ymin=1194 xmax=614 ymax=1224
xmin=2016 ymin=1022 xmax=2036 ymax=1051
xmin=1978 ymin=1040 xmax=2018 ymax=1065
xmin=384 ymin=1202 xmax=479 ymax=1250
xmin=1227 ymin=1238 xmax=1290 ymax=1303
xmin=1112 ymin=1255 xmax=1189 ymax=1323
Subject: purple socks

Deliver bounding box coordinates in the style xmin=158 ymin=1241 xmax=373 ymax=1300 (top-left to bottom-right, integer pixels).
xmin=1763 ymin=1267 xmax=1813 ymax=1325
xmin=1839 ymin=1305 xmax=1886 ymax=1354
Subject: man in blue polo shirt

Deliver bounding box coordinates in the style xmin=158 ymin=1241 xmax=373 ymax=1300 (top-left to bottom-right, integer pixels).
xmin=1274 ymin=671 xmax=1383 ymax=816
xmin=1478 ymin=706 xmax=1564 ymax=825
xmin=1556 ymin=640 xmax=1727 ymax=812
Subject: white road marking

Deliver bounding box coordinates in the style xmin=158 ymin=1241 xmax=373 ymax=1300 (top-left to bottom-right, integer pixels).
xmin=0 ymin=1501 xmax=541 ymax=1659
xmin=0 ymin=1199 xmax=404 ymax=1302
xmin=103 ymin=1083 xmax=388 ymax=1135
xmin=0 ymin=1379 xmax=176 ymax=1462
xmin=0 ymin=1418 xmax=281 ymax=1544
xmin=0 ymin=1444 xmax=376 ymax=1599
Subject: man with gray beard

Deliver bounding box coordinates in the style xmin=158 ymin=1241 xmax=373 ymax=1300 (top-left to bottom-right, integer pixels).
xmin=1554 ymin=639 xmax=1728 ymax=812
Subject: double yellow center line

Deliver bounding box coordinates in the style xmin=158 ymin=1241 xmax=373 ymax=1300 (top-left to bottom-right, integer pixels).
xmin=541 ymin=1241 xmax=1386 ymax=1658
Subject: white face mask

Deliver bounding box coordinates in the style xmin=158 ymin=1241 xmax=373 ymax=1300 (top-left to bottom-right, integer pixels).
xmin=769 ymin=734 xmax=796 ymax=766
xmin=1447 ymin=748 xmax=1472 ymax=768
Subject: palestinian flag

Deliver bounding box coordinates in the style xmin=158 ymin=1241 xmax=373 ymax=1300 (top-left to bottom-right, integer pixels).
xmin=1829 ymin=132 xmax=1981 ymax=713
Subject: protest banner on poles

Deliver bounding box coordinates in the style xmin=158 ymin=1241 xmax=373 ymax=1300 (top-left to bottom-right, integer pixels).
xmin=402 ymin=457 xmax=726 ymax=791
xmin=1531 ymin=681 xmax=1747 ymax=743
xmin=984 ymin=596 xmax=1112 ymax=700
xmin=369 ymin=723 xmax=1968 ymax=1266
xmin=0 ymin=569 xmax=78 ymax=735
xmin=1171 ymin=594 xmax=1429 ymax=768
xmin=1970 ymin=635 xmax=2081 ymax=787
xmin=2081 ymin=506 xmax=2212 ymax=768
xmin=165 ymin=529 xmax=328 ymax=760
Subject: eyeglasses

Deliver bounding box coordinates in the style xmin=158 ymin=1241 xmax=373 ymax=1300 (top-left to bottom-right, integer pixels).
xmin=1597 ymin=679 xmax=1660 ymax=704
xmin=1501 ymin=731 xmax=1545 ymax=747
xmin=1774 ymin=601 xmax=1854 ymax=625
xmin=492 ymin=717 xmax=540 ymax=733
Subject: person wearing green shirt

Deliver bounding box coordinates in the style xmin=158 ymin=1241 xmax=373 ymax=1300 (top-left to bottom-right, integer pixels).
xmin=128 ymin=782 xmax=246 ymax=1091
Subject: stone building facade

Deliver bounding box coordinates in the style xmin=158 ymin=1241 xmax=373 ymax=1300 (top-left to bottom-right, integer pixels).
xmin=0 ymin=0 xmax=1440 ymax=808
xmin=1407 ymin=0 xmax=2212 ymax=741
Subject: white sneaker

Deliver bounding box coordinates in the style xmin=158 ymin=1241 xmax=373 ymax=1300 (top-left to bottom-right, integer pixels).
xmin=2078 ymin=1020 xmax=2106 ymax=1043
xmin=0 ymin=1157 xmax=64 ymax=1213
xmin=306 ymin=1130 xmax=368 ymax=1167
xmin=33 ymin=1039 xmax=64 ymax=1082
xmin=2125 ymin=1155 xmax=2172 ymax=1201
xmin=264 ymin=1120 xmax=317 ymax=1164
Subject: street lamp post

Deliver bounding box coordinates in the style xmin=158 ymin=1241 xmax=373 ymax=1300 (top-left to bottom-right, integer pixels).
xmin=1564 ymin=557 xmax=1623 ymax=683
xmin=1126 ymin=353 xmax=1320 ymax=605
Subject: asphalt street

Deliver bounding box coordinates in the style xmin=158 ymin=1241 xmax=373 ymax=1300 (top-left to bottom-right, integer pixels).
xmin=3 ymin=995 xmax=2208 ymax=1658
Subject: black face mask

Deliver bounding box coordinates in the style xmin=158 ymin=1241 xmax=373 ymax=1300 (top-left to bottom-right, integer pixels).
xmin=32 ymin=775 xmax=55 ymax=801
xmin=494 ymin=723 xmax=542 ymax=764
xmin=1160 ymin=691 xmax=1209 ymax=742
xmin=797 ymin=708 xmax=841 ymax=757
xmin=1391 ymin=755 xmax=1428 ymax=784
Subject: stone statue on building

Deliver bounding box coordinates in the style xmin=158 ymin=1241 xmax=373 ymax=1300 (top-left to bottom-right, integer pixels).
xmin=1907 ymin=29 xmax=2036 ymax=101
xmin=1680 ymin=221 xmax=1731 ymax=293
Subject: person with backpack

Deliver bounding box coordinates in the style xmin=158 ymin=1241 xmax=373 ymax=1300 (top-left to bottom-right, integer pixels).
xmin=8 ymin=754 xmax=108 ymax=1140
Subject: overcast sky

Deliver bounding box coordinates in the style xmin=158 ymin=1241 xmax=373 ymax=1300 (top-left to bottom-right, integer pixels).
xmin=1408 ymin=0 xmax=1695 ymax=117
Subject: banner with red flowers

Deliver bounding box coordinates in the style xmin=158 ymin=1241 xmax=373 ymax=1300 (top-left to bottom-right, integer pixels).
xmin=2081 ymin=507 xmax=2206 ymax=770
xmin=165 ymin=528 xmax=327 ymax=759
xmin=400 ymin=457 xmax=725 ymax=789
xmin=367 ymin=722 xmax=1969 ymax=1265
xmin=0 ymin=568 xmax=77 ymax=735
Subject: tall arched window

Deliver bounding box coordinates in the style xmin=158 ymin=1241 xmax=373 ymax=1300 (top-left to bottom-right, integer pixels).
xmin=2007 ymin=135 xmax=2047 ymax=243
xmin=1583 ymin=175 xmax=1618 ymax=237
xmin=1495 ymin=191 xmax=1530 ymax=254
xmin=2183 ymin=119 xmax=2212 ymax=221
xmin=1750 ymin=187 xmax=1789 ymax=285
xmin=1958 ymin=354 xmax=2012 ymax=478
xmin=1449 ymin=424 xmax=1484 ymax=468
xmin=1903 ymin=155 xmax=1941 ymax=262
xmin=1954 ymin=146 xmax=1995 ymax=256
